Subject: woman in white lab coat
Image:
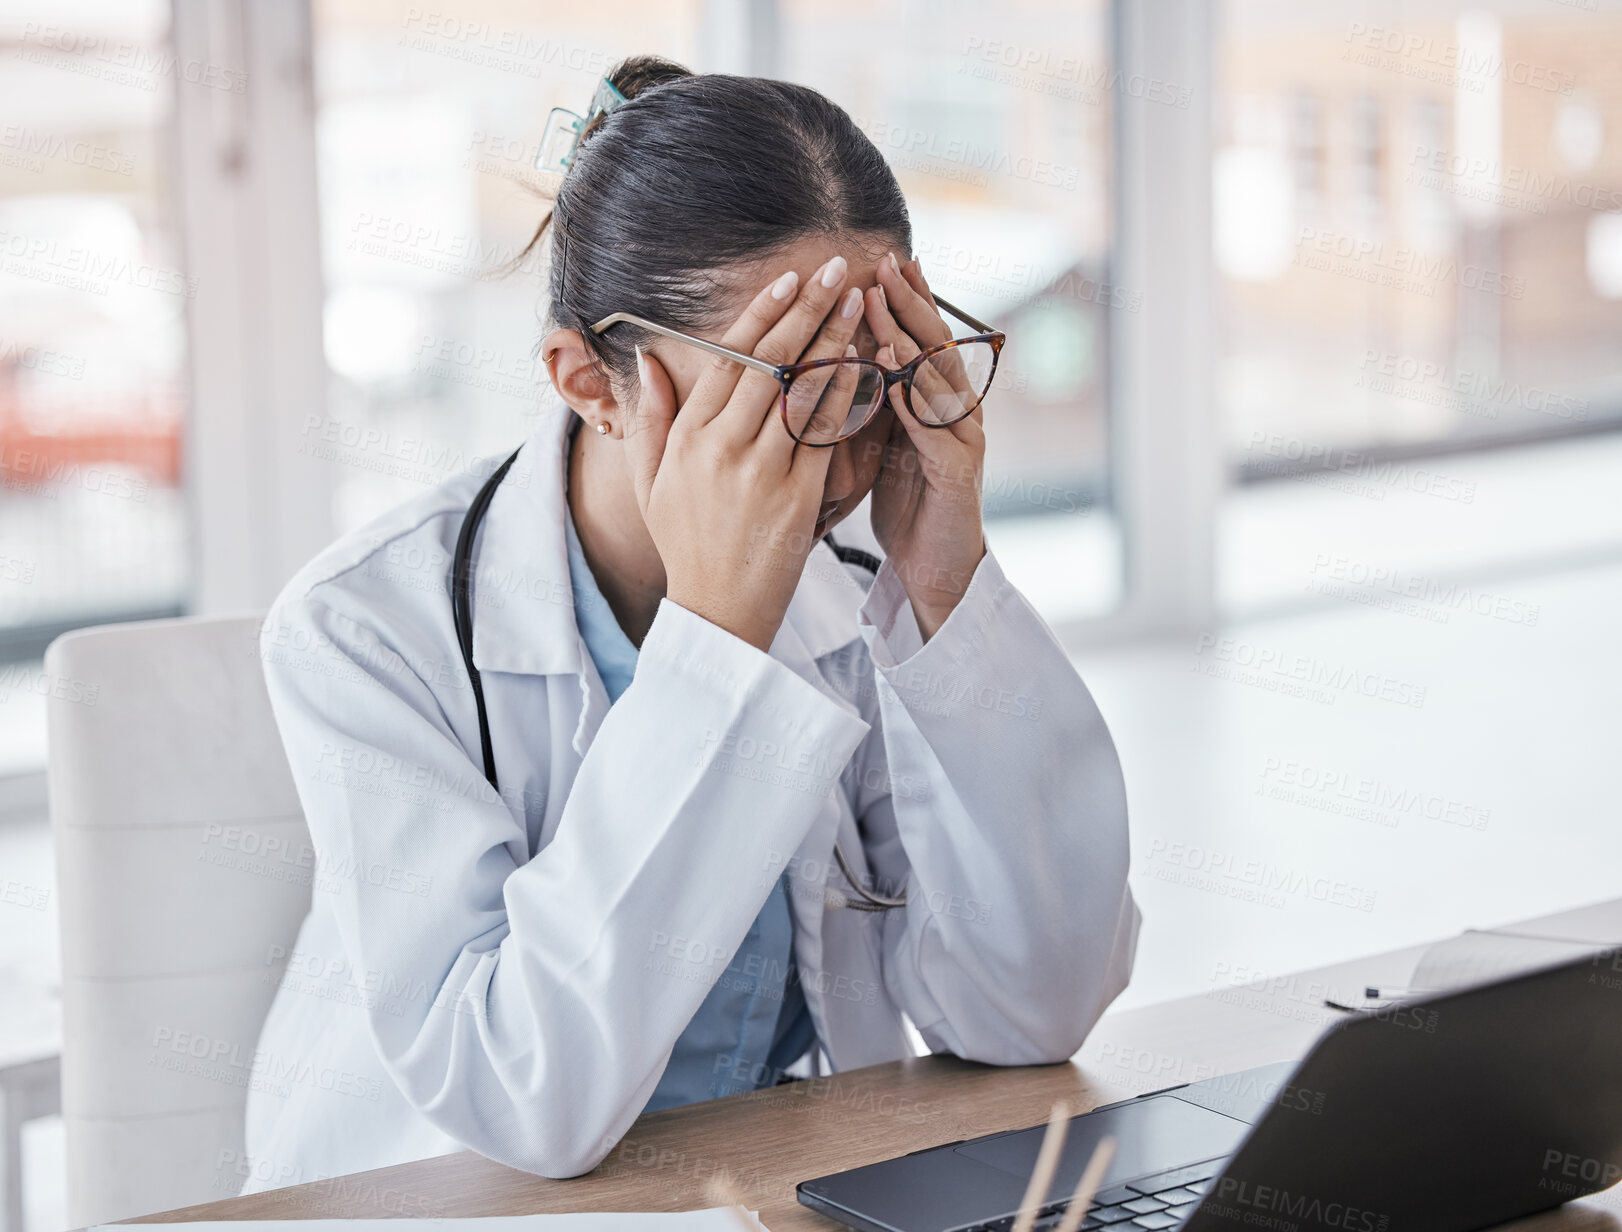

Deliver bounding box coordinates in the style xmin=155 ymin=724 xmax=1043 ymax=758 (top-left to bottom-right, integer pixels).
xmin=240 ymin=55 xmax=1139 ymax=1194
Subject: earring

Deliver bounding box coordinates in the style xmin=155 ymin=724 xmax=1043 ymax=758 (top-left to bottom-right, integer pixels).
xmin=596 ymin=422 xmax=609 ymax=435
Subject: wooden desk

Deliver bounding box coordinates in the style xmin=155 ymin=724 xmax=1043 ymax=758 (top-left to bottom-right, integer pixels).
xmin=128 ymin=898 xmax=1622 ymax=1231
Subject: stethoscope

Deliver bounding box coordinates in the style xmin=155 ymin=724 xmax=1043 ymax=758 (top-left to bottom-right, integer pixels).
xmin=450 ymin=440 xmax=907 ymax=913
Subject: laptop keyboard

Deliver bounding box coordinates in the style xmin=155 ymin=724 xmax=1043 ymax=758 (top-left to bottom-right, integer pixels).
xmin=953 ymin=1159 xmax=1220 ymax=1231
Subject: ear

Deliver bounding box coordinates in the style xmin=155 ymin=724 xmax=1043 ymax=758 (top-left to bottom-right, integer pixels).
xmin=541 ymin=329 xmax=620 ymax=426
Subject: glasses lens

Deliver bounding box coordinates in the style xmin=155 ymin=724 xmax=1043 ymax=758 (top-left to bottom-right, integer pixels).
xmin=911 ymin=342 xmax=996 ymax=425
xmin=783 ymin=360 xmax=886 ymax=445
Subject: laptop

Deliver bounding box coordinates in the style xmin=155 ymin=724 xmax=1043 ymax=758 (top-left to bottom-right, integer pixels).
xmin=798 ymin=944 xmax=1622 ymax=1232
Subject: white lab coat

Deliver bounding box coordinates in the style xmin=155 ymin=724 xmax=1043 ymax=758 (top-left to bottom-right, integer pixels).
xmin=239 ymin=392 xmax=1139 ymax=1194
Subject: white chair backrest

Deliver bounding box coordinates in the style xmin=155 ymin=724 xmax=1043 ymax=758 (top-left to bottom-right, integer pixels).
xmin=46 ymin=614 xmax=310 ymax=1224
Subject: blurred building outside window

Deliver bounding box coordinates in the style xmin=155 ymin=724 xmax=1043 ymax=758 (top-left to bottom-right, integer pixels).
xmin=0 ymin=3 xmax=189 ymax=649
xmin=1215 ymin=4 xmax=1622 ymax=616
xmin=0 ymin=0 xmax=189 ymax=773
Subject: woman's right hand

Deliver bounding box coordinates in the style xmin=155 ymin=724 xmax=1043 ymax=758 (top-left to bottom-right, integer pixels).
xmin=624 ymin=255 xmax=868 ymax=652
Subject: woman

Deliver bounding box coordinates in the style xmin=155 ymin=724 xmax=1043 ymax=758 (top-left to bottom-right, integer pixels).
xmin=242 ymin=54 xmax=1139 ymax=1192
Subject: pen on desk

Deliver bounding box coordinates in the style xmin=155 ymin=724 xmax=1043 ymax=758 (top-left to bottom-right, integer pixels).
xmin=1324 ymin=984 xmax=1426 ymax=1012
xmin=1364 ymin=985 xmax=1421 ymax=999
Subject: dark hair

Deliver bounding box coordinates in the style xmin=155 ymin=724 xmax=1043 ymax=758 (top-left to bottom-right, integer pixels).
xmin=523 ymin=54 xmax=912 ymax=396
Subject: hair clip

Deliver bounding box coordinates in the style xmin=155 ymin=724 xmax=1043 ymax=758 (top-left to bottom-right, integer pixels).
xmin=536 ymin=76 xmax=629 ymax=174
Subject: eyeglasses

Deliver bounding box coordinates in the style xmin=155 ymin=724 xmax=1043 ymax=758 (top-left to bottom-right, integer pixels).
xmin=589 ymin=291 xmax=1006 ymax=447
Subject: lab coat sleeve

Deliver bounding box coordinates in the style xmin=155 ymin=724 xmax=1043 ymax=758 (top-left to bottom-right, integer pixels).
xmin=258 ymin=588 xmax=869 ymax=1178
xmin=850 ymin=548 xmax=1140 ymax=1065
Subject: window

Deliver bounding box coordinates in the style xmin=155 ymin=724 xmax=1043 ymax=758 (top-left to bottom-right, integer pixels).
xmin=1215 ymin=4 xmax=1622 ymax=614
xmin=1347 ymin=93 xmax=1382 ymax=217
xmin=1289 ymin=89 xmax=1325 ymax=212
xmin=0 ymin=1 xmax=188 ymax=661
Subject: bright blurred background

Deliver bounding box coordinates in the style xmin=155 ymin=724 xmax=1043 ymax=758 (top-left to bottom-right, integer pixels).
xmin=3 ymin=0 xmax=1620 ymax=685
xmin=3 ymin=1 xmax=1622 ymax=1227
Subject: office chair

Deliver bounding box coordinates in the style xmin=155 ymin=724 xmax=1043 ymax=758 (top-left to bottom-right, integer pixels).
xmin=45 ymin=614 xmax=310 ymax=1225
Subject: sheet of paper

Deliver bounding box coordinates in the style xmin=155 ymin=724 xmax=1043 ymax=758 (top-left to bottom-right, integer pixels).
xmin=93 ymin=1211 xmax=768 ymax=1232
xmin=1409 ymin=928 xmax=1616 ymax=993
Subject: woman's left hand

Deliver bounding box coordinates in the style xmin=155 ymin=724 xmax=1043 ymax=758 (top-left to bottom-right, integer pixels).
xmin=863 ymin=251 xmax=988 ymax=641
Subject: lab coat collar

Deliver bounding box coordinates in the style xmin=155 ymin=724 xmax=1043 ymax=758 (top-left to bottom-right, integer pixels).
xmin=468 ymin=394 xmax=582 ymax=679
xmin=469 ymin=388 xmax=869 ymax=680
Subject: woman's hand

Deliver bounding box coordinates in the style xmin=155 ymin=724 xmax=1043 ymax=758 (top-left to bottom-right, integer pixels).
xmin=626 ymin=256 xmax=870 ymax=652
xmin=863 ymin=252 xmax=988 ymax=641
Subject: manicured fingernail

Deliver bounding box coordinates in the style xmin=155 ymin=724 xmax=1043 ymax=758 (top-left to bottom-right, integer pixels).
xmin=840 ymin=287 xmax=862 ymax=319
xmin=876 ymin=282 xmax=888 ymax=308
xmin=820 ymin=255 xmax=847 ymax=288
xmin=770 ymin=270 xmax=798 ymax=300
xmin=888 ymin=251 xmax=901 ymax=275
xmin=635 ymin=345 xmax=649 ymax=381
xmin=845 ymin=344 xmax=858 ymax=357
